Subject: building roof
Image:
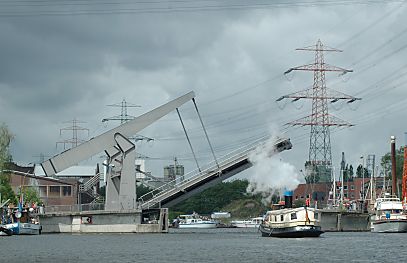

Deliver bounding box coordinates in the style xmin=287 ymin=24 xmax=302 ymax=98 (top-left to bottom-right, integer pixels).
xmin=7 ymin=169 xmax=74 ymax=185
xmin=34 ymin=164 xmax=96 ymax=177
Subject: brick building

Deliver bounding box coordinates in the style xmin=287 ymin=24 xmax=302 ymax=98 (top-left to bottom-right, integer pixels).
xmin=294 ymin=177 xmax=387 ymax=208
xmin=6 ymin=170 xmax=78 ymax=206
xmin=3 ymin=162 xmax=99 ymax=206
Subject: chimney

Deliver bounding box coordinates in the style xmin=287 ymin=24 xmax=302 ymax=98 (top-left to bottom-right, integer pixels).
xmin=391 ymin=136 xmax=397 ymax=196
xmin=284 ymin=190 xmax=293 ymax=208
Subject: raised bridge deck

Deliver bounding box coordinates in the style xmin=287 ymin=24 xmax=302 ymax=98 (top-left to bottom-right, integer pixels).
xmin=139 ymin=136 xmax=292 ymax=210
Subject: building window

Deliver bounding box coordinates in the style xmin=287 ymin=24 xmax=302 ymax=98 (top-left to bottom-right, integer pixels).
xmin=291 ymin=213 xmax=297 ymax=220
xmin=39 ymin=186 xmax=47 ymax=197
xmin=62 ymin=186 xmax=72 ymax=196
xmin=314 ymin=213 xmax=319 ymax=220
xmin=344 ymin=185 xmax=348 ymax=190
xmin=351 ymin=185 xmax=355 ymax=190
xmin=295 ymin=196 xmax=298 ymax=200
xmin=49 ymin=186 xmax=60 ymax=197
xmin=280 ymin=215 xmax=284 ymax=221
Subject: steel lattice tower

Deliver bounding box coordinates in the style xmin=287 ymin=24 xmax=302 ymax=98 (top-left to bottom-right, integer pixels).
xmin=278 ymin=40 xmax=361 ymax=182
xmin=56 ymin=119 xmax=89 ymax=150
xmin=102 ymin=99 xmax=141 ymax=124
xmin=102 ymin=99 xmax=153 ymax=142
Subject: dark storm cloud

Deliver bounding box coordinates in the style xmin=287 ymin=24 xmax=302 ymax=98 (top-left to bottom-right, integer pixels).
xmin=1 ymin=1 xmax=406 ymax=177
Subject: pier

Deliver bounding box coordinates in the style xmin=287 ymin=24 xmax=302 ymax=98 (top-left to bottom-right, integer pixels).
xmin=39 ymin=208 xmax=168 ymax=234
xmin=319 ymin=210 xmax=370 ymax=232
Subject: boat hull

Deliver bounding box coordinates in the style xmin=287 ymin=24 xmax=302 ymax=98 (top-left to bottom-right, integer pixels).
xmin=372 ymin=220 xmax=407 ymax=233
xmin=259 ymin=224 xmax=324 ymax=238
xmin=0 ymin=223 xmax=42 ymax=235
xmin=230 ymin=223 xmax=260 ymax=228
xmin=178 ymin=222 xmax=217 ymax=229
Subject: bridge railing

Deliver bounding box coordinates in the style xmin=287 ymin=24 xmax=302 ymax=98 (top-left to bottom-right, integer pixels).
xmin=139 ymin=135 xmax=281 ymax=208
xmin=43 ymin=203 xmax=105 ymax=214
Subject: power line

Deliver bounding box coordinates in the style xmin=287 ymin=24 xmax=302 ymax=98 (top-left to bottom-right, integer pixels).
xmin=0 ymin=0 xmax=403 ymax=17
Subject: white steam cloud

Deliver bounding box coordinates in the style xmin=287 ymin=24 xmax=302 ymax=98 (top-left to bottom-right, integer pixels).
xmin=246 ymin=131 xmax=301 ymax=205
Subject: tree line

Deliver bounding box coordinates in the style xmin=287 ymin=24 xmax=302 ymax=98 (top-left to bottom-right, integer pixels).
xmin=0 ymin=123 xmax=41 ymax=206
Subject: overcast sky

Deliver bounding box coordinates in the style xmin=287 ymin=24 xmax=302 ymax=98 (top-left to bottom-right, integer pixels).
xmin=1 ymin=0 xmax=407 ymax=180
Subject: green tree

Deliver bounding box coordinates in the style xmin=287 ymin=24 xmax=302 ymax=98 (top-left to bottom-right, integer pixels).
xmin=349 ymin=165 xmax=354 ymax=178
xmin=19 ymin=187 xmax=42 ymax=205
xmin=381 ymin=147 xmax=403 ymax=180
xmin=0 ymin=123 xmax=13 ymax=171
xmin=0 ymin=175 xmax=16 ymax=204
xmin=172 ymin=180 xmax=252 ymax=214
xmin=356 ymin=164 xmax=369 ymax=178
xmin=304 ymin=162 xmax=320 ymax=183
xmin=342 ymin=164 xmax=354 ymax=182
xmin=0 ymin=123 xmax=16 ymax=204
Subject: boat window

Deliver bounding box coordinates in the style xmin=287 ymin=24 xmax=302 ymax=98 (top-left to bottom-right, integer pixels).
xmin=280 ymin=215 xmax=284 ymax=221
xmin=314 ymin=213 xmax=319 ymax=220
xmin=290 ymin=213 xmax=297 ymax=220
xmin=274 ymin=216 xmax=277 ymax=222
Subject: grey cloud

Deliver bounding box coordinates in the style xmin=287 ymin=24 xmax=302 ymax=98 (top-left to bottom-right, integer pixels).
xmin=1 ymin=2 xmax=406 ymax=178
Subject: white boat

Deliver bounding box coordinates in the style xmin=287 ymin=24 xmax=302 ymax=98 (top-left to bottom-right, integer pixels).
xmin=176 ymin=214 xmax=217 ymax=229
xmin=259 ymin=207 xmax=323 ymax=238
xmin=230 ymin=217 xmax=263 ymax=228
xmin=0 ymin=222 xmax=42 ymax=235
xmin=1 ymin=206 xmax=42 ymax=236
xmin=371 ymin=193 xmax=407 ymax=233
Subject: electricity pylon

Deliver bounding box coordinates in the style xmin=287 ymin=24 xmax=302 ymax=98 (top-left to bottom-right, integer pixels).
xmin=278 ymin=39 xmax=361 ymax=182
xmin=56 ymin=119 xmax=89 ymax=150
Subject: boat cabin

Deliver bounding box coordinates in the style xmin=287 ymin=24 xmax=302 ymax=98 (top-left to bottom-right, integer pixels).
xmin=264 ymin=207 xmax=320 ymax=227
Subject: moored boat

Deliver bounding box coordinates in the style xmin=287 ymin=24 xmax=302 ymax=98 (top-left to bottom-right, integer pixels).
xmin=371 ymin=193 xmax=407 ymax=233
xmin=230 ymin=217 xmax=263 ymax=228
xmin=0 ymin=222 xmax=42 ymax=235
xmin=176 ymin=213 xmax=217 ymax=229
xmin=1 ymin=204 xmax=42 ymax=236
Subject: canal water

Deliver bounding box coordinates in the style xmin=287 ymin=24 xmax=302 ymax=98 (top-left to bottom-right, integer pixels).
xmin=1 ymin=229 xmax=406 ymax=262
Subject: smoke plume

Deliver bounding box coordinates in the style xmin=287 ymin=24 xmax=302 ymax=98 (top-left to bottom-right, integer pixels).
xmin=246 ymin=132 xmax=300 ymax=205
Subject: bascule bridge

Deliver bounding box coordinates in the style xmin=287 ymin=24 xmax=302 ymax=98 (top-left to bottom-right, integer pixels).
xmin=39 ymin=91 xmax=292 ymax=233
